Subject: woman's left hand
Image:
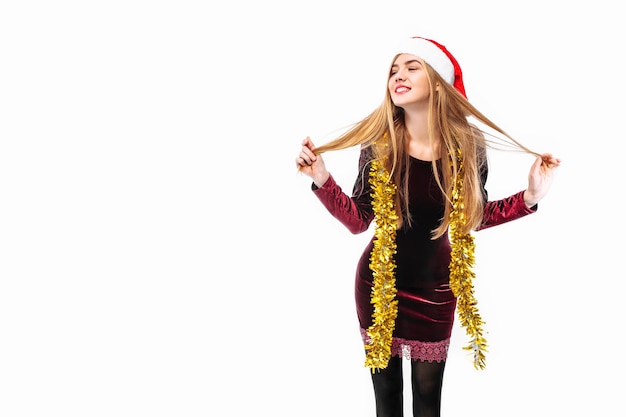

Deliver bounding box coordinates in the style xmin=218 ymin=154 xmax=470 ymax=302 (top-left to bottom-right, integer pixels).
xmin=523 ymin=153 xmax=561 ymax=207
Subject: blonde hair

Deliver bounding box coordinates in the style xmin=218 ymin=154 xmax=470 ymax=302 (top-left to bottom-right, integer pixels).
xmin=312 ymin=56 xmax=539 ymax=238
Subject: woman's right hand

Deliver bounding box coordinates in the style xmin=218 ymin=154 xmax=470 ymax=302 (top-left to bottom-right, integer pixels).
xmin=296 ymin=136 xmax=330 ymax=188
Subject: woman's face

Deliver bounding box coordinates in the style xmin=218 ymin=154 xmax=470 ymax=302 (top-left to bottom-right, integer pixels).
xmin=388 ymin=54 xmax=431 ymax=109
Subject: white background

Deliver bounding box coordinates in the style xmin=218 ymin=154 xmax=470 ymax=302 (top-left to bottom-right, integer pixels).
xmin=1 ymin=1 xmax=623 ymax=416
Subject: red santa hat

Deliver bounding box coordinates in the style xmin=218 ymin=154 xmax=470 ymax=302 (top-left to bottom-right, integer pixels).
xmin=394 ymin=36 xmax=466 ymax=98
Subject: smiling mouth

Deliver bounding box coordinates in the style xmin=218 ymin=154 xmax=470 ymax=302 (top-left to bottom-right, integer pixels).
xmin=395 ymin=87 xmax=410 ymax=93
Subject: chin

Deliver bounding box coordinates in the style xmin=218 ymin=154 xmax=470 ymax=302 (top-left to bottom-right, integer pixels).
xmin=391 ymin=97 xmax=407 ymax=107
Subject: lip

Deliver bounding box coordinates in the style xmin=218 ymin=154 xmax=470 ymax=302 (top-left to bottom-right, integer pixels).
xmin=394 ymin=84 xmax=410 ymax=94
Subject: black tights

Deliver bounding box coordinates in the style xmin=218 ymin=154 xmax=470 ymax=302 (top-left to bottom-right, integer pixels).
xmin=370 ymin=356 xmax=446 ymax=417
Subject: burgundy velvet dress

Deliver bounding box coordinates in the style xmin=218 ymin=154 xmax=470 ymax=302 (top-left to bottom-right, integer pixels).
xmin=312 ymin=149 xmax=536 ymax=362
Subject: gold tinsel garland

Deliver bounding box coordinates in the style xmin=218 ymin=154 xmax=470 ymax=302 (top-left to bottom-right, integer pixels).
xmin=364 ymin=159 xmax=399 ymax=372
xmin=448 ymin=149 xmax=488 ymax=370
xmin=366 ymin=150 xmax=487 ymax=372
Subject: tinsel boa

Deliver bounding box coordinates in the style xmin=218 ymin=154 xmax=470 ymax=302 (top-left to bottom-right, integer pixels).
xmin=366 ymin=151 xmax=487 ymax=372
xmin=448 ymin=149 xmax=487 ymax=370
xmin=364 ymin=159 xmax=399 ymax=372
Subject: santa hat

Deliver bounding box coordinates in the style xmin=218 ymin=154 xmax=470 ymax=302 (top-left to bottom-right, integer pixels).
xmin=394 ymin=36 xmax=466 ymax=98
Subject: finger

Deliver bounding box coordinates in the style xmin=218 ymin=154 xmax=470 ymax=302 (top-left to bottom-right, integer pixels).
xmin=541 ymin=153 xmax=560 ymax=162
xmin=541 ymin=156 xmax=560 ymax=168
xmin=300 ymin=146 xmax=317 ymax=163
xmin=302 ymin=136 xmax=316 ymax=149
xmin=538 ymin=153 xmax=560 ymax=168
xmin=297 ymin=153 xmax=314 ymax=167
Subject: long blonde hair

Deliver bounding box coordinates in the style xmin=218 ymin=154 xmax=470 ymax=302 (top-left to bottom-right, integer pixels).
xmin=312 ymin=57 xmax=539 ymax=237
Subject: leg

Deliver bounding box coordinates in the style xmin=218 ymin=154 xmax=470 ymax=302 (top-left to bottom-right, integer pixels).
xmin=410 ymin=359 xmax=445 ymax=417
xmin=370 ymin=355 xmax=404 ymax=417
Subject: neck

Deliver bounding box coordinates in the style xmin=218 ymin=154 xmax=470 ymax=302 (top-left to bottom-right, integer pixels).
xmin=404 ymin=111 xmax=441 ymax=160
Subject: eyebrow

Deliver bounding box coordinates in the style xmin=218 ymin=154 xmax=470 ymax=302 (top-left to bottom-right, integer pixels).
xmin=392 ymin=59 xmax=421 ymax=67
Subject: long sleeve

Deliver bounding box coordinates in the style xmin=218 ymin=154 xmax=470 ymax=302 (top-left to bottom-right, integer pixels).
xmin=478 ymin=190 xmax=537 ymax=230
xmin=476 ymin=155 xmax=537 ymax=230
xmin=311 ymin=149 xmax=375 ymax=234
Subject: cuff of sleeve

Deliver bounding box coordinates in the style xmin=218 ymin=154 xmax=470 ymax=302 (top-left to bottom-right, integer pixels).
xmin=312 ymin=174 xmax=335 ymax=192
xmin=519 ymin=190 xmax=538 ymax=213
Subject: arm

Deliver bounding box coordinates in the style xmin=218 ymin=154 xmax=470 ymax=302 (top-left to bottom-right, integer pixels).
xmin=296 ymin=137 xmax=374 ymax=234
xmin=312 ymin=170 xmax=374 ymax=234
xmin=478 ymin=190 xmax=536 ymax=230
xmin=477 ymin=153 xmax=560 ymax=230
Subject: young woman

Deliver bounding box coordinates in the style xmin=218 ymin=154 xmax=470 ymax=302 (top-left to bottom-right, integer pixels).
xmin=295 ymin=36 xmax=560 ymax=417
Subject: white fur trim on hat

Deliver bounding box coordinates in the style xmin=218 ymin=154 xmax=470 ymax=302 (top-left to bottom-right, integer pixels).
xmin=394 ymin=38 xmax=455 ymax=84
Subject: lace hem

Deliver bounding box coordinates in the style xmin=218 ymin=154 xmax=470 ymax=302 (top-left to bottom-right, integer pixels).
xmin=360 ymin=328 xmax=449 ymax=363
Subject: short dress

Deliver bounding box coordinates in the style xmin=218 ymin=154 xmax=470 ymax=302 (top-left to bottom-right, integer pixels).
xmin=312 ymin=149 xmax=536 ymax=362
